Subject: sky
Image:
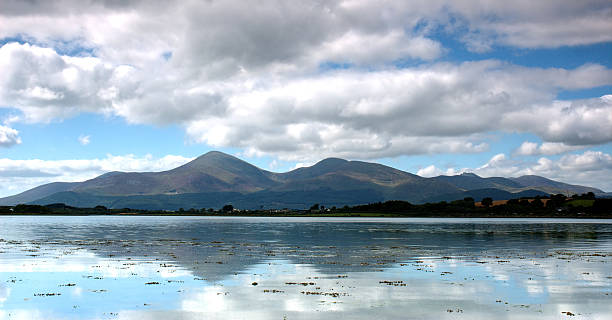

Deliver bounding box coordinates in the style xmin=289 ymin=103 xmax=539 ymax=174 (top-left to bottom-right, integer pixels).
xmin=0 ymin=0 xmax=611 ymax=197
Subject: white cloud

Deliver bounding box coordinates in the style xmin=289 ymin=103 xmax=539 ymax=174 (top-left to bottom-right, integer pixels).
xmin=416 ymin=165 xmax=440 ymax=177
xmin=313 ymin=31 xmax=443 ymax=64
xmin=416 ymin=165 xmax=461 ymax=177
xmin=1 ymin=40 xmax=611 ymax=161
xmin=558 ymin=151 xmax=612 ymax=172
xmin=291 ymin=162 xmax=316 ymax=170
xmin=0 ymin=42 xmax=124 ymax=122
xmin=515 ymin=141 xmax=584 ymax=156
xmin=0 ymin=0 xmax=610 ymax=165
xmin=503 ymin=95 xmax=612 ymax=146
xmin=78 ymin=134 xmax=90 ymax=146
xmin=515 ymin=142 xmax=539 ymax=156
xmin=0 ymin=154 xmax=194 ymax=197
xmin=422 ymin=151 xmax=612 ymax=191
xmin=0 ymin=124 xmax=21 ymax=147
xmin=1 ymin=1 xmax=609 ymax=61
xmin=474 ymin=153 xmax=523 ymax=178
xmin=180 ymin=62 xmax=609 ymax=161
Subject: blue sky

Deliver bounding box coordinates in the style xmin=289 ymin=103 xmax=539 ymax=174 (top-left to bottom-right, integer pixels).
xmin=0 ymin=0 xmax=611 ymax=196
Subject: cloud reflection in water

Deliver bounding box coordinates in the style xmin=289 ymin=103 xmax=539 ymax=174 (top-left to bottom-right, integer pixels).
xmin=0 ymin=217 xmax=611 ymax=319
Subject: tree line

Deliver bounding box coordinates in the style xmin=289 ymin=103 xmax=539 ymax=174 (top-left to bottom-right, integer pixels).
xmin=331 ymin=193 xmax=611 ymax=218
xmin=1 ymin=193 xmax=610 ymax=218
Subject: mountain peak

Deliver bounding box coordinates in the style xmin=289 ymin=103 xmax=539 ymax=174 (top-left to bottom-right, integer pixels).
xmin=197 ymin=150 xmax=236 ymax=160
xmin=517 ymin=174 xmax=549 ymax=180
xmin=460 ymin=172 xmax=480 ymax=178
xmin=184 ymin=151 xmax=243 ymax=168
xmin=314 ymin=157 xmax=349 ymax=167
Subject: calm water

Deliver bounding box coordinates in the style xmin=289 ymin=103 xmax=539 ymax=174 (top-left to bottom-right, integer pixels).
xmin=1 ymin=216 xmax=611 ymax=319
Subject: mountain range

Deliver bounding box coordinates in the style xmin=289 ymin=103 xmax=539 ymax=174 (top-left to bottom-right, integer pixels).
xmin=0 ymin=151 xmax=605 ymax=210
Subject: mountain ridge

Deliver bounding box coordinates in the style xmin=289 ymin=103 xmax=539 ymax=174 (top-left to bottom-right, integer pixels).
xmin=0 ymin=151 xmax=605 ymax=209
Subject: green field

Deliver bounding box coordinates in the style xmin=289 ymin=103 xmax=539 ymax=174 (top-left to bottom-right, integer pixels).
xmin=566 ymin=199 xmax=595 ymax=207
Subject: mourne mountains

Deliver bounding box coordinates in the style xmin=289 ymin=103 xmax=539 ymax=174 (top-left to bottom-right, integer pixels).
xmin=0 ymin=151 xmax=604 ymax=210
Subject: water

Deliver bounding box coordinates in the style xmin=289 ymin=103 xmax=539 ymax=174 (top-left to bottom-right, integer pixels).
xmin=1 ymin=216 xmax=611 ymax=319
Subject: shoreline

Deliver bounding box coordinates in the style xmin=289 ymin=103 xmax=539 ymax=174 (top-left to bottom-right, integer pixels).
xmin=2 ymin=212 xmax=611 ymax=218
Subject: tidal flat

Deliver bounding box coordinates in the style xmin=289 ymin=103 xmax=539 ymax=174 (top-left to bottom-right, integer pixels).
xmin=1 ymin=216 xmax=611 ymax=319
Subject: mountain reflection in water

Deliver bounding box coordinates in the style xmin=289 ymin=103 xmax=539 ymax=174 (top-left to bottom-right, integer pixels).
xmin=1 ymin=217 xmax=611 ymax=319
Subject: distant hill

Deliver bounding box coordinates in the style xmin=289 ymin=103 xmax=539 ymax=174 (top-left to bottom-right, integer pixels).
xmin=431 ymin=173 xmax=524 ymax=191
xmin=0 ymin=151 xmax=605 ymax=209
xmin=0 ymin=182 xmax=78 ymax=206
xmin=509 ymin=175 xmax=602 ymax=195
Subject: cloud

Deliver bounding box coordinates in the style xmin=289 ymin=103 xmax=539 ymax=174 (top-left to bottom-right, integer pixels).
xmin=514 ymin=141 xmax=584 ymax=156
xmin=1 ymin=1 xmax=609 ymax=61
xmin=0 ymin=124 xmax=21 ymax=147
xmin=422 ymin=151 xmax=612 ymax=191
xmin=503 ymin=95 xmax=612 ymax=146
xmin=436 ymin=1 xmax=612 ymax=50
xmin=0 ymin=1 xmax=611 ymax=163
xmin=0 ymin=42 xmax=126 ymax=122
xmin=514 ymin=142 xmax=540 ymax=156
xmin=416 ymin=165 xmax=461 ymax=177
xmin=0 ymin=154 xmax=194 ymax=197
xmin=0 ymin=154 xmax=195 ymax=177
xmin=484 ymin=151 xmax=612 ymax=191
xmin=313 ymin=31 xmax=443 ymax=64
xmin=473 ymin=0 xmax=612 ymax=48
xmin=78 ymin=134 xmax=91 ymax=146
xmin=181 ymin=62 xmax=609 ymax=161
xmin=0 ymin=1 xmax=609 ymax=82
xmin=2 ymin=40 xmax=611 ymax=161
xmin=0 ymin=169 xmax=59 ymax=178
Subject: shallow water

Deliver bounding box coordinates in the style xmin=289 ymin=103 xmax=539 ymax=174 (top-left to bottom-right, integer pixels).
xmin=1 ymin=216 xmax=611 ymax=319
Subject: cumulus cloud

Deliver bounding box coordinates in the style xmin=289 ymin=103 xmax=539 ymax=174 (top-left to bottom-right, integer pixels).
xmin=1 ymin=39 xmax=611 ymax=161
xmin=0 ymin=154 xmax=194 ymax=197
xmin=1 ymin=1 xmax=609 ymax=60
xmin=0 ymin=0 xmax=611 ymax=163
xmin=503 ymin=95 xmax=612 ymax=146
xmin=181 ymin=62 xmax=609 ymax=161
xmin=0 ymin=42 xmax=136 ymax=122
xmin=417 ymin=165 xmax=461 ymax=178
xmin=0 ymin=124 xmax=21 ymax=147
xmin=514 ymin=141 xmax=584 ymax=156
